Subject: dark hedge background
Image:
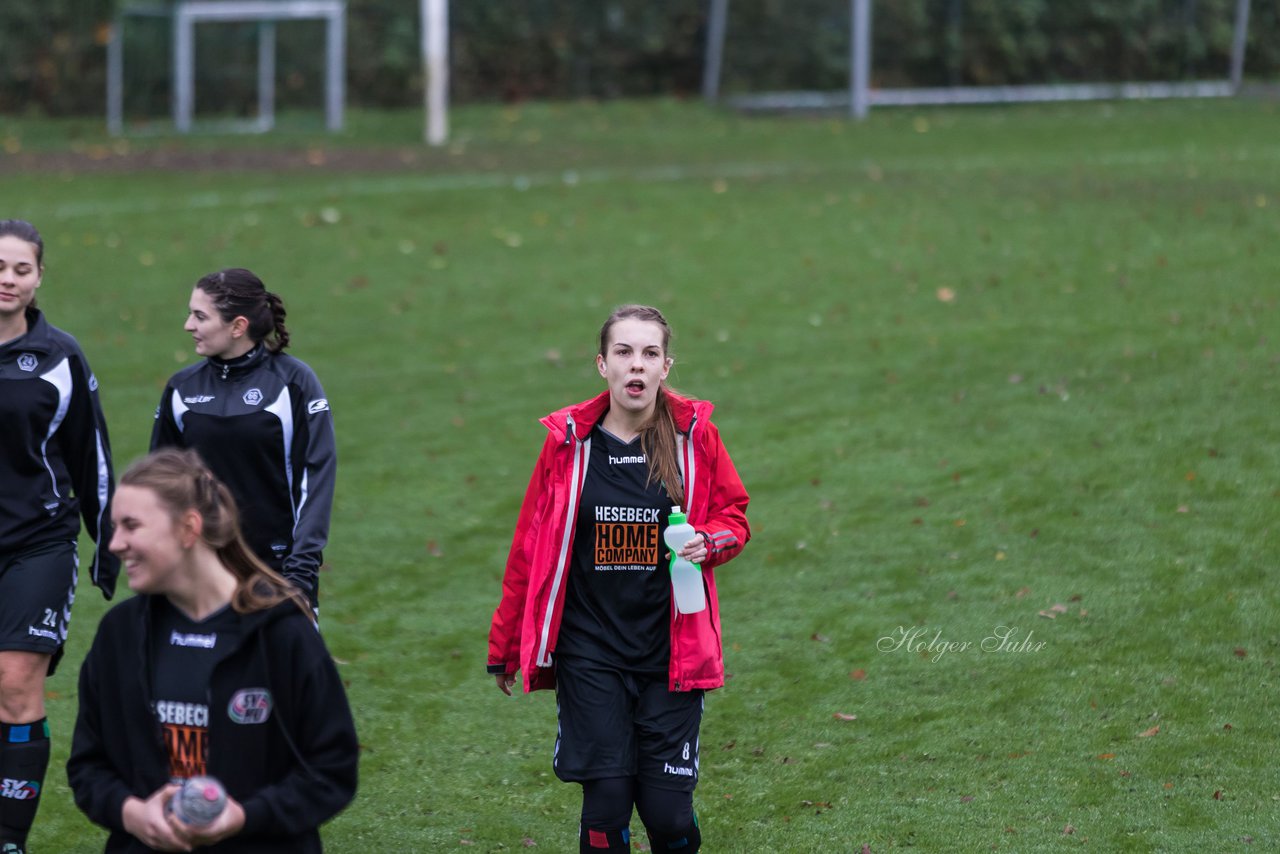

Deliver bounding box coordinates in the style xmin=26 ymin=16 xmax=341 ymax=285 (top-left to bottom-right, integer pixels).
xmin=2 ymin=0 xmax=1276 ymax=117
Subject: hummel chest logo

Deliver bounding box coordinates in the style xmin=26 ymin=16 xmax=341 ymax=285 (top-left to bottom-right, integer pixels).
xmin=17 ymin=353 xmax=38 ymax=372
xmin=243 ymin=388 xmax=264 ymax=406
xmin=608 ymin=454 xmax=646 ymax=465
xmin=183 ymin=395 xmax=215 ymax=404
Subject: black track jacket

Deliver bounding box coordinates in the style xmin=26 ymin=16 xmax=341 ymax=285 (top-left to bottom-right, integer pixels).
xmin=67 ymin=596 xmax=359 ymax=853
xmin=151 ymin=347 xmax=335 ymax=602
xmin=0 ymin=307 xmax=118 ymax=596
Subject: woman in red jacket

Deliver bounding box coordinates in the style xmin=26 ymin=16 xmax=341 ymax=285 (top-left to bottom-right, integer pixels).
xmin=489 ymin=305 xmax=750 ymax=854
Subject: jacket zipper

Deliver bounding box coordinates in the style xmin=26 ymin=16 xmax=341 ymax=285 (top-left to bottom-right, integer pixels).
xmin=536 ymin=415 xmax=583 ymax=668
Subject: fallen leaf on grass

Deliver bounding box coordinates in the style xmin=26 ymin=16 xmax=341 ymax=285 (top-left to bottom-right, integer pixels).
xmin=850 ymin=668 xmax=867 ymax=681
xmin=1213 ymin=790 xmax=1224 ymax=800
xmin=1049 ymin=603 xmax=1069 ymax=614
xmin=834 ymin=712 xmax=858 ymax=721
xmin=960 ymin=795 xmax=974 ymax=803
xmin=1097 ymin=753 xmax=1116 ymax=760
xmin=521 ymin=838 xmax=537 ymax=848
xmin=1063 ymin=824 xmax=1075 ymax=835
xmin=1138 ymin=726 xmax=1160 ymax=738
xmin=1037 ymin=610 xmax=1056 ymax=619
xmin=1224 ymin=723 xmax=1233 ymax=730
xmin=811 ymin=632 xmax=830 ymax=644
xmin=1234 ymin=648 xmax=1247 ymax=658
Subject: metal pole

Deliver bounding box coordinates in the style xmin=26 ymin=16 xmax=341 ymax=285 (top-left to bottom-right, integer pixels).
xmin=702 ymin=0 xmax=728 ymax=102
xmin=107 ymin=21 xmax=123 ymax=136
xmin=850 ymin=0 xmax=871 ymax=119
xmin=174 ymin=5 xmax=195 ymax=132
xmin=1230 ymin=0 xmax=1251 ymax=91
xmin=422 ymin=0 xmax=448 ymax=145
xmin=258 ymin=21 xmax=276 ymax=131
xmin=325 ymin=2 xmax=346 ymax=131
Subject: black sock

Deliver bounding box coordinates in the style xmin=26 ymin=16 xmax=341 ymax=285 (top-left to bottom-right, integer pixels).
xmin=0 ymin=719 xmax=50 ymax=848
xmin=645 ymin=816 xmax=701 ymax=852
xmin=637 ymin=783 xmax=700 ymax=852
xmin=579 ymin=824 xmax=630 ymax=852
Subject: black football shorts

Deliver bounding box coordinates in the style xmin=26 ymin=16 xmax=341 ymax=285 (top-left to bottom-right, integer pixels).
xmin=0 ymin=540 xmax=78 ymax=675
xmin=553 ymin=654 xmax=704 ymax=792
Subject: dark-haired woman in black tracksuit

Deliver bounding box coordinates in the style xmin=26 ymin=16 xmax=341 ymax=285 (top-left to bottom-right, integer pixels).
xmin=151 ymin=268 xmax=335 ymax=612
xmin=0 ymin=219 xmax=118 ymax=854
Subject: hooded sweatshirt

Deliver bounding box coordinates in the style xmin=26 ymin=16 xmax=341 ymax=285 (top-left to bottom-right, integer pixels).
xmin=68 ymin=596 xmax=358 ymax=853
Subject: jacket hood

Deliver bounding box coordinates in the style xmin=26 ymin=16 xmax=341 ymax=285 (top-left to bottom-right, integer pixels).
xmin=540 ymin=389 xmax=715 ymax=444
xmin=142 ymin=594 xmax=301 ymax=649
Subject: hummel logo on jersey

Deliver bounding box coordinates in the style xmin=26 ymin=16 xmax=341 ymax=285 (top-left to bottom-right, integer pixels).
xmin=608 ymin=453 xmax=646 ymax=465
xmin=16 ymin=353 xmax=37 ymax=372
xmin=662 ymin=762 xmax=695 ymax=777
xmin=308 ymin=398 xmax=329 ymax=414
xmin=170 ymin=630 xmax=217 ymax=648
xmin=89 ymin=373 xmax=99 ymax=391
xmin=183 ymin=394 xmax=215 ymax=404
xmin=0 ymin=778 xmax=40 ymax=800
xmin=243 ymin=388 xmax=264 ymax=406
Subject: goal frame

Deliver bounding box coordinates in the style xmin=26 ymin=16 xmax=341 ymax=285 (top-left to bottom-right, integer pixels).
xmin=704 ymin=0 xmax=1254 ymax=118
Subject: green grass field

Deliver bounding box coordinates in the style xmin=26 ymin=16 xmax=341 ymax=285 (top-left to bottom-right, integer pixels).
xmin=5 ymin=96 xmax=1280 ymax=852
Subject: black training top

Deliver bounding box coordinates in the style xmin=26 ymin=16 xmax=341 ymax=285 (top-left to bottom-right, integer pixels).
xmin=0 ymin=307 xmax=118 ymax=597
xmin=151 ymin=345 xmax=335 ymax=603
xmin=151 ymin=600 xmax=241 ymax=779
xmin=556 ymin=424 xmax=673 ymax=673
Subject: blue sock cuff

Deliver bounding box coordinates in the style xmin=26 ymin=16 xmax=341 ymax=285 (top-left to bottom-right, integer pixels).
xmin=1 ymin=719 xmax=49 ymax=744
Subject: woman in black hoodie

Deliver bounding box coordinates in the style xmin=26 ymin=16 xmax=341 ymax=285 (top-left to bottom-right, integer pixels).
xmin=67 ymin=449 xmax=357 ymax=853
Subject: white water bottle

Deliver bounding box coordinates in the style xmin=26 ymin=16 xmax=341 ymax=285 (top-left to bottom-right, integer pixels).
xmin=169 ymin=775 xmax=227 ymax=827
xmin=665 ymin=506 xmax=706 ymax=615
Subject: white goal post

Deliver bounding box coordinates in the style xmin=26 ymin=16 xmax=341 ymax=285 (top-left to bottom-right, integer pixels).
xmin=107 ymin=0 xmax=347 ymax=135
xmin=421 ymin=0 xmax=448 ymax=145
xmin=704 ymin=0 xmax=1254 ymax=118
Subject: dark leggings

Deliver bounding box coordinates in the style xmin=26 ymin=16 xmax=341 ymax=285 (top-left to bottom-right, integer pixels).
xmin=581 ymin=777 xmax=699 ymax=852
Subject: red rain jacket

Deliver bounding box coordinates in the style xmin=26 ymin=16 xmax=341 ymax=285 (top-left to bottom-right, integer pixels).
xmin=488 ymin=390 xmax=750 ymax=692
